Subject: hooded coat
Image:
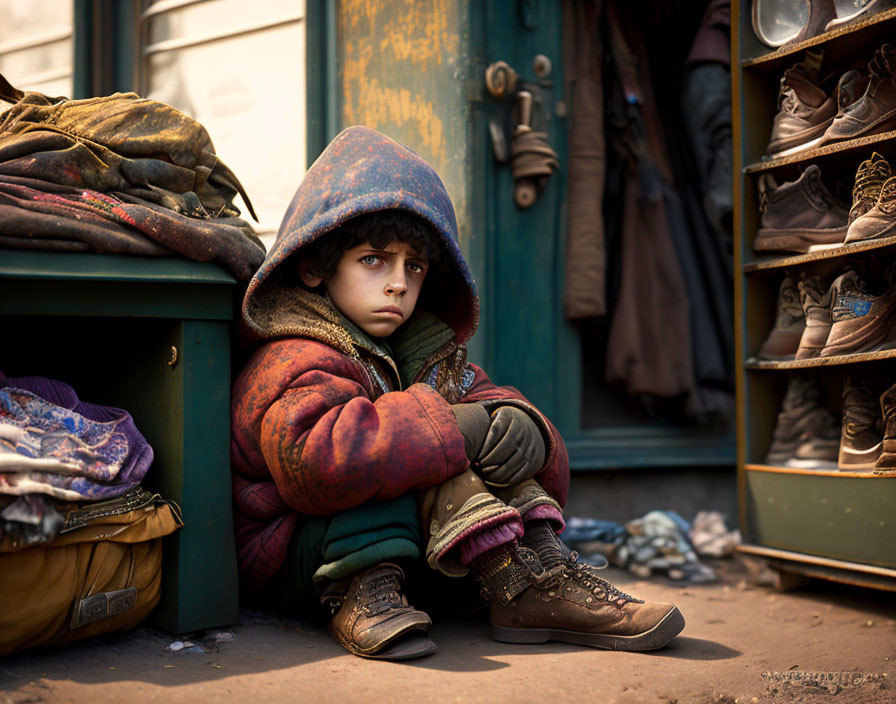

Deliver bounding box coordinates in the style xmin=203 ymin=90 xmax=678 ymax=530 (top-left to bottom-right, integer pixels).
xmin=230 ymin=126 xmax=569 ymax=590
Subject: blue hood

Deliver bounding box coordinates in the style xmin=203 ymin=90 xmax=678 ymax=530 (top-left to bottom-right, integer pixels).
xmin=241 ymin=126 xmax=478 ymax=345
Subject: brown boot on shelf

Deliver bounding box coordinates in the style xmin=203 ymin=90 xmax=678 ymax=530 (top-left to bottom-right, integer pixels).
xmin=754 ymin=166 xmax=849 ymax=253
xmin=839 ymin=374 xmax=883 ymax=471
xmin=758 ymin=275 xmax=806 ymax=360
xmin=784 ymin=0 xmax=836 ymax=46
xmin=820 ymin=267 xmax=896 ymax=356
xmin=845 ymin=174 xmax=896 ymax=243
xmin=766 ymin=61 xmax=838 ymax=158
xmin=873 ymin=382 xmax=896 ymax=472
xmin=795 ymin=273 xmax=834 ymax=359
xmin=846 ymin=152 xmax=891 ymax=226
xmin=321 ymin=563 xmax=437 ymax=660
xmin=472 ymin=542 xmax=684 ymax=651
xmin=765 ymin=375 xmax=840 ymax=467
xmin=820 ymin=44 xmax=896 ymax=145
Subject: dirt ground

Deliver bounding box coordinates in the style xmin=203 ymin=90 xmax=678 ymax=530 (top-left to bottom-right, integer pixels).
xmin=1 ymin=557 xmax=893 ymax=704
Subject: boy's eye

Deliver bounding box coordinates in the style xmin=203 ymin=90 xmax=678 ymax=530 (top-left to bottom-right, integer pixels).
xmin=407 ymin=261 xmax=426 ymax=274
xmin=360 ymin=255 xmax=379 ymax=265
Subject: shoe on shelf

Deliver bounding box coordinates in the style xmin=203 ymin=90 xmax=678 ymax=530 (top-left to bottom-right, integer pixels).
xmin=766 ymin=60 xmax=838 ymax=158
xmin=321 ymin=562 xmax=437 ymax=660
xmin=795 ymin=273 xmax=835 ymax=359
xmin=765 ymin=374 xmax=840 ymax=467
xmin=757 ymin=274 xmax=806 ymax=361
xmin=845 ymin=174 xmax=896 ymax=242
xmin=825 ymin=0 xmax=896 ymax=32
xmin=846 ymin=151 xmax=892 ymax=225
xmin=873 ymin=381 xmax=896 ymax=471
xmin=754 ymin=165 xmax=849 ymax=253
xmin=820 ymin=43 xmax=896 ymax=145
xmin=819 ymin=267 xmax=896 ymax=356
xmin=476 ymin=544 xmax=684 ymax=652
xmin=784 ymin=0 xmax=837 ymax=45
xmin=839 ymin=373 xmax=883 ymax=470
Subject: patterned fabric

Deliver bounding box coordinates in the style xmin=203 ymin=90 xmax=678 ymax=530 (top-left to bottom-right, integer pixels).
xmin=0 ymin=373 xmax=152 ymax=501
xmin=0 ymin=387 xmax=129 ymax=479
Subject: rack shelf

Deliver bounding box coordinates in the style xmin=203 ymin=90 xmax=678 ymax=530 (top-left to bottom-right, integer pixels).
xmin=745 ymin=348 xmax=896 ymax=370
xmin=735 ymin=1 xmax=896 ymax=589
xmin=744 ymin=232 xmax=896 ymax=273
xmin=742 ymin=7 xmax=896 ymax=69
xmin=744 ymin=129 xmax=896 ymax=173
xmin=745 ymin=463 xmax=896 ymax=478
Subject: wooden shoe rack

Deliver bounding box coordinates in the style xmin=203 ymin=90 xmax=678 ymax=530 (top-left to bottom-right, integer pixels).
xmin=733 ymin=2 xmax=896 ymax=590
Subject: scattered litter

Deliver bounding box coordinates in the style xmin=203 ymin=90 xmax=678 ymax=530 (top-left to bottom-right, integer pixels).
xmin=864 ymin=620 xmax=874 ymax=627
xmin=210 ymin=664 xmax=222 ymax=669
xmin=561 ymin=510 xmax=720 ymax=582
xmin=163 ymin=665 xmax=176 ymax=669
xmin=689 ymin=511 xmax=741 ymax=557
xmin=165 ymin=631 xmax=236 ymax=655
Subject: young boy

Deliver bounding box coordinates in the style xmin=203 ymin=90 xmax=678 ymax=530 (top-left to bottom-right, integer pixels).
xmin=231 ymin=126 xmax=684 ymax=660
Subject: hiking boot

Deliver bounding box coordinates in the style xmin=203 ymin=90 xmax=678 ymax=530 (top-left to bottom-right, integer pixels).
xmin=825 ymin=0 xmax=896 ymax=31
xmin=321 ymin=563 xmax=437 ymax=660
xmin=757 ymin=275 xmax=806 ymax=360
xmin=845 ymin=174 xmax=896 ymax=242
xmin=873 ymin=382 xmax=896 ymax=471
xmin=754 ymin=165 xmax=849 ymax=253
xmin=784 ymin=0 xmax=836 ymax=45
xmin=766 ymin=61 xmax=838 ymax=157
xmin=846 ymin=152 xmax=891 ymax=225
xmin=795 ymin=274 xmax=834 ymax=359
xmin=475 ymin=544 xmax=684 ymax=651
xmin=820 ymin=267 xmax=896 ymax=356
xmin=821 ymin=44 xmax=896 ymax=144
xmin=839 ymin=374 xmax=883 ymax=470
xmin=765 ymin=374 xmax=840 ymax=466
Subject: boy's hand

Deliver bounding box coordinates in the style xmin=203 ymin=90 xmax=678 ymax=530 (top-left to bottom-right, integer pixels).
xmin=475 ymin=406 xmax=545 ymax=487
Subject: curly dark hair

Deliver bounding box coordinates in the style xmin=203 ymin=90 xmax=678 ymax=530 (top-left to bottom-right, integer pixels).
xmin=300 ymin=210 xmax=443 ymax=281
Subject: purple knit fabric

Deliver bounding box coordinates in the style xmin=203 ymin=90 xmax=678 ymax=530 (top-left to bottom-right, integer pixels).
xmin=523 ymin=504 xmax=566 ymax=532
xmin=458 ymin=520 xmax=523 ymax=565
xmin=0 ymin=371 xmax=153 ymax=498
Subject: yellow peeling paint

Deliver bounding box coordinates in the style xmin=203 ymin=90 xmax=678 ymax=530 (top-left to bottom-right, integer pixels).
xmin=339 ymin=0 xmax=469 ymax=244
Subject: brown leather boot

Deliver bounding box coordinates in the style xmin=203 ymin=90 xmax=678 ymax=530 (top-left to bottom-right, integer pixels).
xmin=873 ymin=382 xmax=896 ymax=473
xmin=473 ymin=544 xmax=684 ymax=651
xmin=321 ymin=563 xmax=437 ymax=660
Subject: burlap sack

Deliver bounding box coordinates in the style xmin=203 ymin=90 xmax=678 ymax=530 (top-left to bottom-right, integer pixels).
xmin=0 ymin=494 xmax=182 ymax=656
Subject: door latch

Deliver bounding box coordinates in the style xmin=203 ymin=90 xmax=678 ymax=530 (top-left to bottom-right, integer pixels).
xmin=484 ymin=59 xmax=559 ymax=208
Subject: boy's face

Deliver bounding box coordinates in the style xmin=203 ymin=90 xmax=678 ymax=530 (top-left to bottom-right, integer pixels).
xmin=307 ymin=240 xmax=429 ymax=338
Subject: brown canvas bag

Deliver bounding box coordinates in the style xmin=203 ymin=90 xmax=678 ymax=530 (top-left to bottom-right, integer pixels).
xmin=0 ymin=492 xmax=182 ymax=656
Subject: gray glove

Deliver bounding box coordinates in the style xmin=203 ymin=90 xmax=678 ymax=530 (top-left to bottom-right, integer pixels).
xmin=450 ymin=403 xmax=490 ymax=459
xmin=475 ymin=406 xmax=546 ymax=488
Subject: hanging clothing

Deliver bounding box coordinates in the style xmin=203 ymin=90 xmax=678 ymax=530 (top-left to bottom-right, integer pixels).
xmin=562 ymin=0 xmax=608 ymax=319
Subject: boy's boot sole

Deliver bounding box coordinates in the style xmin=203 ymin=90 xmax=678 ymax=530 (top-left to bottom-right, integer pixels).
xmin=490 ymin=604 xmax=685 ymax=652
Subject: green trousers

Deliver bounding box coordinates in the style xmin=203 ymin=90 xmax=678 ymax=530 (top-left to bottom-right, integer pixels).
xmin=266 ymin=494 xmax=422 ymax=618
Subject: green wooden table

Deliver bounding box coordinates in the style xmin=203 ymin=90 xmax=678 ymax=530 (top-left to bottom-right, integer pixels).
xmin=0 ymin=249 xmax=240 ymax=634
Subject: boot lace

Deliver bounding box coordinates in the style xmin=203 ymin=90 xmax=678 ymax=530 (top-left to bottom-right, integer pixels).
xmin=321 ymin=568 xmax=405 ymax=617
xmin=851 ymin=157 xmax=890 ymax=208
xmin=558 ymin=551 xmax=642 ymax=605
xmin=359 ymin=571 xmax=405 ymax=617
